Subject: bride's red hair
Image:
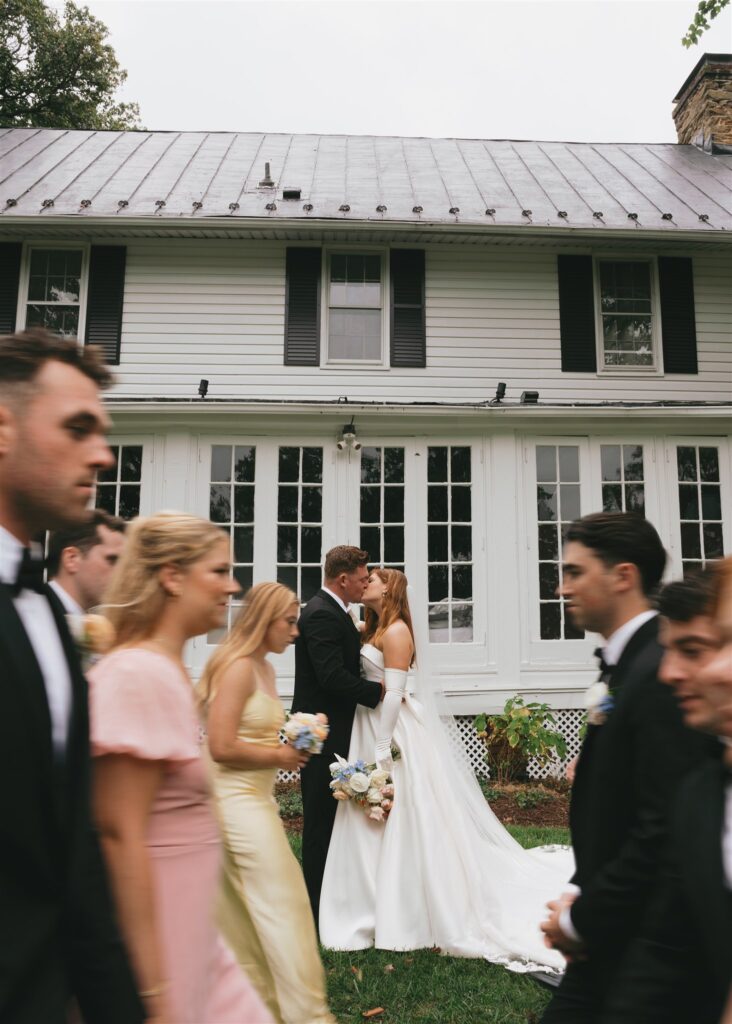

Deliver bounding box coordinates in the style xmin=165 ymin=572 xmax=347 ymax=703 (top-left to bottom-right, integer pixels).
xmin=362 ymin=568 xmax=415 ymax=666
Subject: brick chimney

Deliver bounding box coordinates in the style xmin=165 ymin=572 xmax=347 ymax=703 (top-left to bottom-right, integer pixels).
xmin=673 ymin=53 xmax=732 ymax=150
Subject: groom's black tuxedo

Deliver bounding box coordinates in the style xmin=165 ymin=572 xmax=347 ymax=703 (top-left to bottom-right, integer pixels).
xmin=542 ymin=616 xmax=711 ymax=1023
xmin=292 ymin=588 xmax=382 ymax=925
xmin=0 ymin=584 xmax=143 ymax=1024
xmin=601 ymin=755 xmax=731 ymax=1024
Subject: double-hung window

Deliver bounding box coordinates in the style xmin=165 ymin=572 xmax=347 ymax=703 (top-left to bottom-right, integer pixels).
xmin=22 ymin=246 xmax=87 ymax=337
xmin=326 ymin=253 xmax=384 ymax=364
xmin=596 ymin=259 xmax=656 ymax=370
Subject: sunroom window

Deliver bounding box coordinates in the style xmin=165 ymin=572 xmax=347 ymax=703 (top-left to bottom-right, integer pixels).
xmin=598 ymin=260 xmax=655 ymax=369
xmin=25 ymin=248 xmax=84 ymax=337
xmin=327 ymin=253 xmax=382 ymax=362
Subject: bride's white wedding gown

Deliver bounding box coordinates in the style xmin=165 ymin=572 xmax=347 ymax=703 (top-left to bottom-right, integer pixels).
xmin=319 ymin=644 xmax=573 ymax=974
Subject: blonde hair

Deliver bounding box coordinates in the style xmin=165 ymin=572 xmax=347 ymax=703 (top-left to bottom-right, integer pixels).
xmin=198 ymin=581 xmax=299 ymax=706
xmin=362 ymin=568 xmax=415 ymax=666
xmin=102 ymin=512 xmax=227 ymax=649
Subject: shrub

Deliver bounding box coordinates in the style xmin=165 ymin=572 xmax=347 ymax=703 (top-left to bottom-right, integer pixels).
xmin=277 ymin=785 xmax=303 ymax=820
xmin=473 ymin=696 xmax=568 ymax=784
xmin=515 ymin=788 xmax=551 ymax=810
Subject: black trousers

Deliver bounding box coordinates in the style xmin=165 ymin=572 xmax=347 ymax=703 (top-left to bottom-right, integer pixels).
xmin=540 ymin=958 xmax=612 ymax=1024
xmin=299 ymin=755 xmax=338 ymax=931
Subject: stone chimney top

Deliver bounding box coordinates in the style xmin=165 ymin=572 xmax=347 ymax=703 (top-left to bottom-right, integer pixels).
xmin=672 ymin=53 xmax=732 ymax=151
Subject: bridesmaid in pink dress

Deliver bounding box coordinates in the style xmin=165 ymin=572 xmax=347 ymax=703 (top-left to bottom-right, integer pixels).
xmin=88 ymin=512 xmax=273 ymax=1024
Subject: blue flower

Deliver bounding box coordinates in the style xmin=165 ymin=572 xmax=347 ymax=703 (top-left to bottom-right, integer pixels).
xmin=353 ymin=760 xmax=366 ymax=772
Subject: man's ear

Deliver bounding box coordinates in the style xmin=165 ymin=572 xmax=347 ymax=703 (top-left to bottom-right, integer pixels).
xmin=0 ymin=402 xmax=17 ymax=457
xmin=60 ymin=545 xmax=82 ymax=576
xmin=158 ymin=563 xmax=184 ymax=598
xmin=614 ymin=561 xmax=641 ymax=594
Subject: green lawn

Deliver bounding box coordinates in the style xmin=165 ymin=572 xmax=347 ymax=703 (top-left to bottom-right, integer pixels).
xmin=286 ymin=825 xmax=568 ymax=1024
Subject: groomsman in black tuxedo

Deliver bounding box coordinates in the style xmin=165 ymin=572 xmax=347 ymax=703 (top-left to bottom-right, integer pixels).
xmin=540 ymin=512 xmax=710 ymax=1023
xmin=292 ymin=545 xmax=383 ymax=925
xmin=0 ymin=330 xmax=143 ymax=1023
xmin=602 ymin=568 xmax=730 ymax=1024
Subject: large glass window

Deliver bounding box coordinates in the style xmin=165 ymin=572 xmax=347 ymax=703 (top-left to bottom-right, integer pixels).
xmin=601 ymin=445 xmax=645 ymax=515
xmin=536 ymin=445 xmax=583 ymax=640
xmin=277 ymin=446 xmax=324 ymax=604
xmin=676 ymin=445 xmax=725 ymax=574
xmin=25 ymin=248 xmax=83 ymax=337
xmin=95 ymin=445 xmax=142 ymax=520
xmin=427 ymin=446 xmax=473 ymax=644
xmin=359 ymin=447 xmax=405 ymax=571
xmin=599 ymin=260 xmax=654 ymax=368
xmin=327 ymin=253 xmax=382 ymax=362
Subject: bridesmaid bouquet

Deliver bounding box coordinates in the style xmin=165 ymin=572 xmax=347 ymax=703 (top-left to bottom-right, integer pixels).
xmin=284 ymin=712 xmax=330 ymax=754
xmin=66 ymin=613 xmax=115 ymax=671
xmin=329 ymin=753 xmax=397 ymax=823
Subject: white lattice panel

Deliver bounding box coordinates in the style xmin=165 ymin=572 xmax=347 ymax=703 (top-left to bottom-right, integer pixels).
xmin=275 ymin=709 xmax=585 ymax=784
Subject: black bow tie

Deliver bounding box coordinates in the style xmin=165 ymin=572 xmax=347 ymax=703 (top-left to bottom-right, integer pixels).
xmin=10 ymin=545 xmax=46 ymax=596
xmin=594 ymin=646 xmax=611 ymax=680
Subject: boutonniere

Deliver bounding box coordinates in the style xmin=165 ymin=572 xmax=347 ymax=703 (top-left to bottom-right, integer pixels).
xmin=66 ymin=613 xmax=115 ymax=670
xmin=585 ymin=681 xmax=615 ymax=726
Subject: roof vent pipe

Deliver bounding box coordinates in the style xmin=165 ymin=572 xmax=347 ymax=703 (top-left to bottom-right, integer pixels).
xmin=259 ymin=162 xmax=274 ymax=187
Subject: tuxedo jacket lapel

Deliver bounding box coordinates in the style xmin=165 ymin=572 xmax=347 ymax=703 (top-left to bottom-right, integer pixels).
xmin=608 ymin=617 xmax=659 ymax=693
xmin=0 ymin=585 xmax=54 ymax=768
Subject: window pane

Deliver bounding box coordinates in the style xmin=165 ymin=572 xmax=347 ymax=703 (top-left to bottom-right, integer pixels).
xmin=210 ymin=485 xmax=231 ymax=523
xmin=328 ymin=309 xmax=381 ymax=360
xmin=703 ymin=523 xmax=724 ymax=559
xmin=539 ymin=562 xmax=560 ymax=600
xmin=383 ymin=487 xmax=404 ymax=523
xmin=302 ymin=448 xmax=323 ymax=483
xmin=540 ymin=603 xmax=561 ymax=640
xmin=681 ymin=523 xmax=702 ymax=559
xmin=428 ymin=525 xmax=448 ymax=562
xmin=451 ymin=525 xmax=472 ymax=562
xmin=121 ymin=446 xmax=143 ymax=482
xmin=602 ymin=483 xmax=622 ymax=513
xmin=538 ymin=524 xmax=558 ymax=561
xmin=95 ymin=485 xmax=116 ymax=514
xmin=452 ymin=564 xmax=472 ymax=600
xmin=118 ymin=485 xmax=140 ymax=520
xmin=278 ymin=486 xmax=298 ymax=522
xmin=360 ymin=486 xmax=381 ymax=523
xmin=301 ymin=486 xmax=323 ymax=522
xmin=211 ymin=445 xmax=231 ymax=482
xmin=559 ymin=484 xmax=581 ymax=522
xmin=234 ymin=526 xmax=254 ymax=563
xmin=679 ymin=485 xmax=700 ymax=521
xmin=558 ymin=446 xmax=579 ymax=482
xmin=277 ymin=526 xmax=298 ymax=563
xmin=536 ymin=446 xmax=556 ymax=483
xmin=278 ymin=447 xmax=300 ymax=482
xmin=278 ymin=566 xmax=298 ymax=594
xmin=233 ymin=565 xmax=252 ymax=594
xmin=383 ymin=526 xmax=404 ymax=563
xmin=234 ymin=486 xmax=254 ymax=523
xmin=428 ymin=565 xmax=448 ymax=603
xmin=360 ymin=447 xmax=381 ymax=483
xmin=451 ymin=447 xmax=471 ymax=483
xmin=701 ymin=486 xmax=722 ymax=521
xmin=625 ymin=484 xmax=645 ymax=515
xmin=301 ymin=527 xmax=322 ymax=563
xmin=99 ymin=446 xmax=119 ymax=484
xmin=699 ymin=448 xmax=720 ymax=482
xmin=451 ymin=604 xmax=473 ymax=642
xmin=677 ymin=447 xmax=697 ymax=482
xmin=623 ymin=446 xmax=644 ymax=481
xmin=451 ymin=486 xmax=471 ymax=523
xmin=234 ymin=446 xmax=256 ymax=483
xmin=384 ymin=448 xmax=404 ymax=484
xmin=360 ymin=526 xmax=381 ymax=561
xmin=428 ymin=486 xmax=448 ymax=521
xmin=428 ymin=447 xmax=448 ymax=482
xmin=601 ymin=445 xmax=622 ymax=482
xmin=26 ymin=304 xmax=79 ymax=337
xmin=537 ymin=485 xmax=557 ymax=522
xmin=301 ymin=566 xmax=322 ymax=603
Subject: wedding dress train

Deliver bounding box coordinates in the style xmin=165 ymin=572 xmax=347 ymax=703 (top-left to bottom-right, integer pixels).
xmin=319 ymin=644 xmax=572 ymax=976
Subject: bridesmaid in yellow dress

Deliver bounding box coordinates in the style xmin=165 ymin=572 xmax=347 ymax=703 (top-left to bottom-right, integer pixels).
xmin=200 ymin=582 xmax=336 ymax=1024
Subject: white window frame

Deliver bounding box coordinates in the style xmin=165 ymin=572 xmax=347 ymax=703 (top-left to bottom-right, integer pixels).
xmin=16 ymin=242 xmax=91 ymax=340
xmin=94 ymin=435 xmax=154 ymax=519
xmin=593 ymin=255 xmax=663 ymax=376
xmin=664 ymin=436 xmax=732 ymax=577
xmin=321 ymin=247 xmax=390 ymax=370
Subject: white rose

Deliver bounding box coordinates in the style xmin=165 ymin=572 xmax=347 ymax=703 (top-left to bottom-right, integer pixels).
xmin=329 ymin=761 xmax=341 ymax=773
xmin=349 ymin=772 xmax=370 ymax=793
xmin=369 ymin=769 xmax=389 ymax=787
xmin=584 ymin=681 xmax=608 ymax=710
xmin=366 ymin=787 xmax=382 ymax=804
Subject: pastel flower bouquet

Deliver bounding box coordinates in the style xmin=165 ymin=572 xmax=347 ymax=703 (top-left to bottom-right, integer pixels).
xmin=283 ymin=712 xmax=330 ymax=754
xmin=66 ymin=613 xmax=115 ymax=670
xmin=329 ymin=752 xmax=398 ymax=823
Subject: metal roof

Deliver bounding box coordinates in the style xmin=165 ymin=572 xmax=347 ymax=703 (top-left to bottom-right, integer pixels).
xmin=1 ymin=128 xmax=730 ymax=232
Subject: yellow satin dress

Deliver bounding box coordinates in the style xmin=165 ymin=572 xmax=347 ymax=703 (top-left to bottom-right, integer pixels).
xmin=209 ymin=685 xmax=336 ymax=1024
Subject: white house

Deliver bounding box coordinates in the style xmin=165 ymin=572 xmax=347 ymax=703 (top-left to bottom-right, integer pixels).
xmin=1 ymin=53 xmax=730 ymax=767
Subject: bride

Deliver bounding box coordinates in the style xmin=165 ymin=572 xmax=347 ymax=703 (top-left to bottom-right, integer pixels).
xmin=319 ymin=567 xmax=573 ymax=975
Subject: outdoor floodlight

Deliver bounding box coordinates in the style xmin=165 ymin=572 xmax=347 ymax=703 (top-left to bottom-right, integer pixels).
xmin=491 ymin=382 xmax=506 ymax=404
xmin=337 ymin=420 xmax=361 ymax=451
xmin=198 ymin=379 xmax=209 ymax=399
xmin=520 ymin=390 xmax=539 ymax=405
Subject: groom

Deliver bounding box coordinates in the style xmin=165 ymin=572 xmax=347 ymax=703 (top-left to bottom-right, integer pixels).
xmin=293 ymin=545 xmax=384 ymax=926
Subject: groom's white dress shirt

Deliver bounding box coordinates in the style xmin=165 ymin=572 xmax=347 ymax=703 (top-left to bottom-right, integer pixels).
xmin=0 ymin=526 xmax=72 ymax=753
xmin=321 ymin=586 xmax=350 ymax=616
xmin=560 ymin=610 xmax=658 ymax=943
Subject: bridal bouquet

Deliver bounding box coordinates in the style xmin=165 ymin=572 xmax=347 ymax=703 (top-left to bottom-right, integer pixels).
xmin=283 ymin=712 xmax=330 ymax=754
xmin=329 ymin=753 xmax=396 ymax=822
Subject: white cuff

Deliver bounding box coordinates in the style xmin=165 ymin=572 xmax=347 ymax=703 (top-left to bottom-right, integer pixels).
xmin=559 ymin=904 xmax=582 ymax=944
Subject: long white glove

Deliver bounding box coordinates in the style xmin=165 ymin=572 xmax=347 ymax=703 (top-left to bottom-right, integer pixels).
xmin=374 ymin=668 xmax=407 ymax=772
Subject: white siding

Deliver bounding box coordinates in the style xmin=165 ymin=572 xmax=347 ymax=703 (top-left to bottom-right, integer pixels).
xmin=111 ymin=239 xmax=732 ymax=402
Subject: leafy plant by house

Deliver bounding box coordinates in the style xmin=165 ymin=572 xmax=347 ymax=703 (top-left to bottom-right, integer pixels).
xmin=473 ymin=696 xmax=567 ymax=784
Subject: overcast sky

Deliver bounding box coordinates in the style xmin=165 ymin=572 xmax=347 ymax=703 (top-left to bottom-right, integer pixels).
xmin=60 ymin=0 xmax=732 ymax=142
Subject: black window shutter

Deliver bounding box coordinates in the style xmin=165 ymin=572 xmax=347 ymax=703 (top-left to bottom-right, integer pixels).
xmin=85 ymin=246 xmax=126 ymax=365
xmin=0 ymin=243 xmax=22 ymax=335
xmin=558 ymin=255 xmax=596 ymax=372
xmin=658 ymin=257 xmax=698 ymax=374
xmin=390 ymin=249 xmax=425 ymax=368
xmin=285 ymin=247 xmax=321 ymax=366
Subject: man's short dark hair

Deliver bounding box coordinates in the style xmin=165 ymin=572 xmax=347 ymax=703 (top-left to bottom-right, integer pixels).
xmin=0 ymin=328 xmax=112 ymax=402
xmin=658 ymin=566 xmax=720 ymax=623
xmin=564 ymin=512 xmax=667 ymax=597
xmin=47 ymin=510 xmax=126 ymax=577
xmin=324 ymin=545 xmax=369 ymax=579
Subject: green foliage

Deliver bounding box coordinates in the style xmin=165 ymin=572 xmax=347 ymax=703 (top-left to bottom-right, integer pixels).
xmin=682 ymin=0 xmax=730 ymax=46
xmin=515 ymin=788 xmax=551 ymax=811
xmin=474 ymin=696 xmax=568 ymax=784
xmin=276 ymin=785 xmax=303 ymax=820
xmin=0 ymin=0 xmax=142 ymax=129
xmin=478 ymin=780 xmax=501 ymax=803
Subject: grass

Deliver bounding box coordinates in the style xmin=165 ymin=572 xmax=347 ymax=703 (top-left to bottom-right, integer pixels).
xmin=285 ymin=825 xmax=569 ymax=1024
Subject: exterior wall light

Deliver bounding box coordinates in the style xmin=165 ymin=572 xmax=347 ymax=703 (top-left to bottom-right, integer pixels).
xmin=337 ymin=419 xmax=361 ymax=451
